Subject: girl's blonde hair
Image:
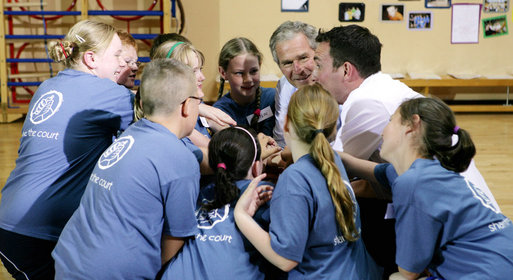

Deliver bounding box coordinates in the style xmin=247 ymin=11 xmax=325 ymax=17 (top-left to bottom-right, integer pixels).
xmin=48 ymin=20 xmax=117 ymax=68
xmin=133 ymin=41 xmax=204 ymax=121
xmin=152 ymin=40 xmax=204 ymax=66
xmin=287 ymin=84 xmax=359 ymax=242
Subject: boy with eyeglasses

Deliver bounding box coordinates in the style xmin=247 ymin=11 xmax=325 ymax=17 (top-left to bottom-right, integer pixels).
xmin=53 ymin=59 xmax=203 ymax=280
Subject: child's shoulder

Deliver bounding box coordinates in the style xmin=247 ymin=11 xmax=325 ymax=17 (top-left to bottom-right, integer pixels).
xmin=395 ymin=159 xmax=456 ymax=204
xmin=213 ymin=93 xmax=235 ymax=108
xmin=279 ymin=156 xmax=317 ymax=183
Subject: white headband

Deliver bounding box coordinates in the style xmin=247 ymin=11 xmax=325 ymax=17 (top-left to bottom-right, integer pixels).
xmin=234 ymin=126 xmax=258 ymax=164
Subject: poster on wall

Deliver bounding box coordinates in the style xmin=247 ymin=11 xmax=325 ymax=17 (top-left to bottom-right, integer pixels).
xmin=339 ymin=3 xmax=365 ymax=22
xmin=451 ymin=4 xmax=481 ymax=44
xmin=483 ymin=0 xmax=509 ymax=12
xmin=282 ymin=0 xmax=309 ymax=12
xmin=425 ymin=0 xmax=451 ymax=8
xmin=408 ymin=11 xmax=432 ymax=30
xmin=483 ymin=15 xmax=509 ymax=37
xmin=382 ymin=4 xmax=405 ymax=21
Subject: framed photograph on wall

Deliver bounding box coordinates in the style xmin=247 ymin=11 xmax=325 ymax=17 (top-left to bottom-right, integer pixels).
xmin=483 ymin=0 xmax=509 ymax=12
xmin=408 ymin=11 xmax=432 ymax=30
xmin=282 ymin=0 xmax=309 ymax=12
xmin=425 ymin=0 xmax=451 ymax=8
xmin=483 ymin=15 xmax=508 ymax=38
xmin=339 ymin=3 xmax=365 ymax=22
xmin=382 ymin=4 xmax=405 ymax=21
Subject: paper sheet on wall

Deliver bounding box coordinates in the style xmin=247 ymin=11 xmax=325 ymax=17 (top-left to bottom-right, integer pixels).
xmin=451 ymin=4 xmax=481 ymax=44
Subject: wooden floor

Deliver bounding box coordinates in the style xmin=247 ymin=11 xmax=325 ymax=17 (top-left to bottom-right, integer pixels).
xmin=0 ymin=113 xmax=512 ymax=279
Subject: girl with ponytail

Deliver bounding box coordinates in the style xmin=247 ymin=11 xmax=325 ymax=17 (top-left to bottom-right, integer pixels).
xmin=234 ymin=84 xmax=381 ymax=279
xmin=215 ymin=37 xmax=276 ymax=136
xmin=340 ymin=97 xmax=513 ymax=280
xmin=0 ymin=20 xmax=133 ymax=279
xmin=161 ymin=126 xmax=278 ymax=280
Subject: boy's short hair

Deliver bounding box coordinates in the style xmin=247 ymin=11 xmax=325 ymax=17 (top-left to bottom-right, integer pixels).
xmin=140 ymin=59 xmax=196 ymax=117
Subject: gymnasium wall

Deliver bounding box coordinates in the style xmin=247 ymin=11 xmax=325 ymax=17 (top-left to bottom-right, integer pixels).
xmin=10 ymin=1 xmax=511 ymax=102
xmin=181 ymin=0 xmax=512 ymax=101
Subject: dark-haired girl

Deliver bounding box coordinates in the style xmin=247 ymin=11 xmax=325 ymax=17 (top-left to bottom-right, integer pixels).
xmin=161 ymin=126 xmax=274 ymax=280
xmin=234 ymin=84 xmax=381 ymax=279
xmin=214 ymin=37 xmax=275 ymax=136
xmin=341 ymin=97 xmax=513 ymax=279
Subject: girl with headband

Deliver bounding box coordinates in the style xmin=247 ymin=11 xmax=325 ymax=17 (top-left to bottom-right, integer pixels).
xmin=215 ymin=37 xmax=276 ymax=137
xmin=340 ymin=97 xmax=513 ymax=279
xmin=150 ymin=40 xmax=236 ymax=134
xmin=161 ymin=126 xmax=277 ymax=279
xmin=150 ymin=40 xmax=241 ymax=174
xmin=234 ymin=84 xmax=381 ymax=279
xmin=0 ymin=20 xmax=133 ymax=279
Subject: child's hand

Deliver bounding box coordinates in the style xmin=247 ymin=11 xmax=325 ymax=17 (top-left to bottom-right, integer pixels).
xmin=257 ymin=133 xmax=281 ymax=160
xmin=198 ymin=104 xmax=237 ymax=128
xmin=279 ymin=146 xmax=293 ymax=167
xmin=235 ymin=174 xmax=273 ymax=217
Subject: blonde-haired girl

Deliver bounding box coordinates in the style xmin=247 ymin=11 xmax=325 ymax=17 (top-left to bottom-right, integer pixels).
xmin=234 ymin=84 xmax=380 ymax=279
xmin=0 ymin=20 xmax=132 ymax=279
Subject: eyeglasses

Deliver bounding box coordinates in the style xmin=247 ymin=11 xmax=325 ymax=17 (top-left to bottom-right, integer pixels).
xmin=181 ymin=96 xmax=203 ymax=104
xmin=125 ymin=60 xmax=141 ymax=68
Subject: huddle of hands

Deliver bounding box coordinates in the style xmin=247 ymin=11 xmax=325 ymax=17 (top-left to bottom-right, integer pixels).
xmin=200 ymin=103 xmax=292 ymax=177
xmin=200 ymin=104 xmax=292 ymax=209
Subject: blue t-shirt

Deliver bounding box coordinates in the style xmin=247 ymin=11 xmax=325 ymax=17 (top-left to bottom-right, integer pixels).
xmin=270 ymin=153 xmax=381 ymax=279
xmin=213 ymin=87 xmax=275 ymax=136
xmin=180 ymin=116 xmax=211 ymax=164
xmin=375 ymin=159 xmax=513 ymax=279
xmin=52 ymin=119 xmax=200 ymax=280
xmin=162 ymin=179 xmax=275 ymax=280
xmin=181 ymin=137 xmax=203 ymax=163
xmin=0 ymin=69 xmax=133 ymax=241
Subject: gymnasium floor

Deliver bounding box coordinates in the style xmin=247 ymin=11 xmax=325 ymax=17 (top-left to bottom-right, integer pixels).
xmin=0 ymin=113 xmax=512 ymax=279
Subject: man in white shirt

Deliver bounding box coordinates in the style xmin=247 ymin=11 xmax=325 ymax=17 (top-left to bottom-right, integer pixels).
xmin=269 ymin=21 xmax=317 ymax=147
xmin=313 ymin=25 xmax=499 ymax=278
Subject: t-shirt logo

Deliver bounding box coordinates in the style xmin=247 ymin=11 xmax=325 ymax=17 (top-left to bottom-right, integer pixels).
xmin=98 ymin=135 xmax=134 ymax=170
xmin=196 ymin=202 xmax=229 ymax=230
xmin=29 ymin=90 xmax=63 ymax=124
xmin=465 ymin=178 xmax=500 ymax=214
